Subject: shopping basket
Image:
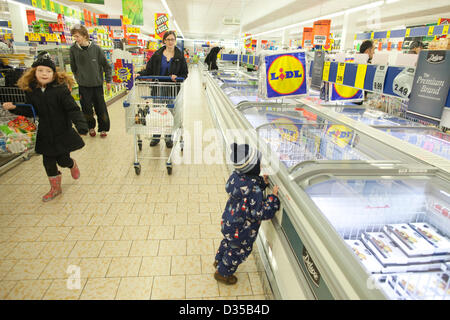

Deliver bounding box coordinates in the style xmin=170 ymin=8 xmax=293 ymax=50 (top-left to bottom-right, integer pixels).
xmin=123 ymin=76 xmax=185 ymax=175
xmin=0 ymin=97 xmax=37 ymax=171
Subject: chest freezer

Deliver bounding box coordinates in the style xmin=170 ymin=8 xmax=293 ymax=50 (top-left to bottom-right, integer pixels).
xmin=286 ymin=166 xmax=450 ymax=299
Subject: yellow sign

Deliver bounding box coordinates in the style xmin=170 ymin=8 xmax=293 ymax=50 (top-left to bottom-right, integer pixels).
xmin=272 ymin=118 xmax=299 ymax=143
xmin=41 ymin=0 xmax=47 ymax=10
xmin=355 ymin=64 xmax=367 ymax=89
xmin=428 ymin=26 xmax=435 ymax=36
xmin=127 ymin=27 xmax=141 ymax=33
xmin=370 ymin=32 xmax=374 ymax=39
xmin=31 ymin=0 xmax=38 ymax=7
xmin=443 ymin=25 xmax=449 ymax=35
xmin=336 ymin=62 xmax=345 ymax=84
xmin=405 ymin=28 xmax=410 ymax=37
xmin=267 ymin=55 xmax=305 ymax=95
xmin=49 ymin=1 xmax=55 ymax=12
xmin=327 ymin=125 xmax=354 ymax=148
xmin=386 ymin=30 xmax=391 ymax=38
xmin=322 ymin=61 xmax=331 ymax=81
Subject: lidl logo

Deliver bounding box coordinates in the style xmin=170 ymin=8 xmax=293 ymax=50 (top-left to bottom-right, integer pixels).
xmin=264 ymin=52 xmax=307 ymax=98
xmin=331 ymin=84 xmax=363 ymax=101
xmin=326 ymin=125 xmax=354 ymax=148
xmin=272 ymin=117 xmax=300 ymax=142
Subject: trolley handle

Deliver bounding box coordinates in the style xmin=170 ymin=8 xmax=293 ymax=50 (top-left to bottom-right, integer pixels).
xmin=14 ymin=103 xmax=37 ymax=121
xmin=136 ymin=76 xmax=185 ymax=82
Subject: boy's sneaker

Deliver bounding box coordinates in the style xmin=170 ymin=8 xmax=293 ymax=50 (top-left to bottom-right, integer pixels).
xmin=100 ymin=131 xmax=107 ymax=138
xmin=214 ymin=271 xmax=237 ymax=285
xmin=89 ymin=129 xmax=96 ymax=137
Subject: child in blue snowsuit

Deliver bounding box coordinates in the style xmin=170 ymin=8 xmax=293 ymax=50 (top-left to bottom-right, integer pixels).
xmin=214 ymin=143 xmax=280 ymax=285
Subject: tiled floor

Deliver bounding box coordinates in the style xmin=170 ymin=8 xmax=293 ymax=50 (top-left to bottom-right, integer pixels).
xmin=0 ymin=65 xmax=267 ymax=300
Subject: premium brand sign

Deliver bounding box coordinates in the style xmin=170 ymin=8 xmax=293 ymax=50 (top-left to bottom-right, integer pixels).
xmin=302 ymin=247 xmax=321 ymax=287
xmin=407 ymin=50 xmax=450 ymax=121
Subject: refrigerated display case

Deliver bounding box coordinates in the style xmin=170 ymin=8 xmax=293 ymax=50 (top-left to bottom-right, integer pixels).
xmin=204 ymin=69 xmax=450 ymax=300
xmin=307 ymin=105 xmax=450 ymax=161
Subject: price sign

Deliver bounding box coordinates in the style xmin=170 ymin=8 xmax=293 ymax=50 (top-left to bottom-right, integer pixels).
xmin=314 ymin=35 xmax=327 ymax=45
xmin=336 ymin=62 xmax=345 ymax=84
xmin=49 ymin=1 xmax=55 ymax=12
xmin=372 ymin=65 xmax=387 ymax=93
xmin=355 ymin=64 xmax=367 ymax=89
xmin=443 ymin=25 xmax=449 ymax=35
xmin=386 ymin=30 xmax=391 ymax=39
xmin=428 ymin=26 xmax=435 ymax=37
xmin=405 ymin=28 xmax=411 ymax=37
xmin=322 ymin=61 xmax=331 ymax=81
xmin=370 ymin=32 xmax=374 ymax=40
xmin=31 ymin=0 xmax=38 ymax=7
xmin=392 ymin=67 xmax=415 ymax=98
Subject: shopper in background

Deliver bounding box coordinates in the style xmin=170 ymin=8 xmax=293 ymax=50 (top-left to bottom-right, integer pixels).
xmin=359 ymin=40 xmax=375 ymax=64
xmin=2 ymin=56 xmax=88 ymax=202
xmin=204 ymin=46 xmax=221 ymax=71
xmin=213 ymin=143 xmax=280 ymax=285
xmin=69 ymin=24 xmax=112 ymax=138
xmin=138 ymin=30 xmax=188 ymax=148
xmin=409 ymin=41 xmax=424 ymax=54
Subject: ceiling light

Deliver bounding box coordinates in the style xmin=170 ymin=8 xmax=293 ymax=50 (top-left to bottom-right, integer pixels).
xmin=161 ymin=0 xmax=173 ymax=17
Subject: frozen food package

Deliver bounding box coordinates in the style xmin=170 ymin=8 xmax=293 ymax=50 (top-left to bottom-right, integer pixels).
xmin=409 ymin=223 xmax=450 ymax=254
xmin=362 ymin=232 xmax=410 ymax=265
xmin=387 ymin=273 xmax=450 ymax=300
xmin=384 ymin=224 xmax=437 ymax=256
xmin=345 ymin=239 xmax=383 ymax=273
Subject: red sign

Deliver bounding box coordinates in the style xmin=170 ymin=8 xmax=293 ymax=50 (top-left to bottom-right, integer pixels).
xmin=438 ymin=18 xmax=450 ymax=25
xmin=302 ymin=27 xmax=313 ymax=48
xmin=26 ymin=10 xmax=36 ymax=25
xmin=312 ymin=20 xmax=331 ymax=46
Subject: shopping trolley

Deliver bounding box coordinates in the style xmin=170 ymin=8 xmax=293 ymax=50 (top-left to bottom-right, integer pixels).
xmin=0 ymin=87 xmax=37 ymax=171
xmin=123 ymin=76 xmax=185 ymax=175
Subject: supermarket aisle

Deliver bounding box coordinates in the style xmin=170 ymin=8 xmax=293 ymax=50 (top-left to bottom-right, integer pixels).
xmin=0 ymin=65 xmax=267 ymax=300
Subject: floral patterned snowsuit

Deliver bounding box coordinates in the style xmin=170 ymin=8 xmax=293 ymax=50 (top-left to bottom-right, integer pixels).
xmin=215 ymin=171 xmax=280 ymax=277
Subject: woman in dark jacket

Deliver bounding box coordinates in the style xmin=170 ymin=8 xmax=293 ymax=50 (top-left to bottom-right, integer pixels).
xmin=138 ymin=31 xmax=188 ymax=148
xmin=2 ymin=56 xmax=88 ymax=202
xmin=204 ymin=46 xmax=221 ymax=71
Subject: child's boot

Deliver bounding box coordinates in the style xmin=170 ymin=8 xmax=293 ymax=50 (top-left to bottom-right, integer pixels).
xmin=42 ymin=173 xmax=62 ymax=202
xmin=214 ymin=271 xmax=238 ymax=285
xmin=70 ymin=159 xmax=80 ymax=180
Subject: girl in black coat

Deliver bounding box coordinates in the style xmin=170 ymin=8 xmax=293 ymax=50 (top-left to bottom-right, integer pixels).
xmin=2 ymin=56 xmax=88 ymax=202
xmin=138 ymin=31 xmax=188 ymax=148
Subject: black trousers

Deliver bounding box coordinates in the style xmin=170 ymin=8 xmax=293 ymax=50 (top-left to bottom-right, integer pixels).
xmin=43 ymin=153 xmax=73 ymax=177
xmin=79 ymin=86 xmax=110 ymax=132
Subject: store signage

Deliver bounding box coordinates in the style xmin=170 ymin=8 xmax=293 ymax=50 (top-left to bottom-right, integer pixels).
xmin=327 ymin=124 xmax=354 ymax=147
xmin=26 ymin=10 xmax=36 ymax=25
xmin=355 ymin=64 xmax=367 ymax=89
xmin=373 ymin=65 xmax=388 ymax=93
xmin=302 ymin=27 xmax=313 ymax=48
xmin=154 ymin=13 xmax=169 ymax=40
xmin=263 ymin=51 xmax=307 ymax=98
xmin=407 ymin=50 xmax=450 ymax=121
xmin=122 ymin=0 xmax=143 ymax=26
xmin=310 ymin=50 xmax=325 ymax=90
xmin=322 ymin=61 xmax=331 ymax=81
xmin=312 ymin=20 xmax=331 ymax=47
xmin=330 ymin=83 xmax=363 ymax=101
xmin=244 ymin=34 xmax=252 ymax=49
xmin=336 ymin=62 xmax=346 ymax=84
xmin=392 ymin=67 xmax=415 ymax=98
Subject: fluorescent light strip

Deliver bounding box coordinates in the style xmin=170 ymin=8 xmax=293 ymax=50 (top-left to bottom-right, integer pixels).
xmin=173 ymin=19 xmax=184 ymax=38
xmin=242 ymin=0 xmax=385 ymax=39
xmin=161 ymin=0 xmax=173 ymax=17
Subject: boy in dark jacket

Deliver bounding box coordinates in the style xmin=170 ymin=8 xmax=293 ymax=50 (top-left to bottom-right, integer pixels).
xmin=214 ymin=143 xmax=280 ymax=285
xmin=2 ymin=56 xmax=88 ymax=202
xmin=70 ymin=24 xmax=112 ymax=138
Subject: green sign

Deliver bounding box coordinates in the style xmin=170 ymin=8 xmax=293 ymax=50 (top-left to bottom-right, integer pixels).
xmin=122 ymin=0 xmax=143 ymax=26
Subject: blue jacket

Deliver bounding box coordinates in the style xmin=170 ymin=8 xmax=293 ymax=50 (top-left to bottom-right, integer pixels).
xmin=221 ymin=171 xmax=280 ymax=244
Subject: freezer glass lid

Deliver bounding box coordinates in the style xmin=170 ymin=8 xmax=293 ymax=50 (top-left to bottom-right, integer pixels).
xmin=240 ymin=106 xmax=371 ymax=168
xmin=304 ymin=176 xmax=450 ymax=299
xmin=333 ymin=108 xmax=423 ymax=127
xmin=378 ymin=128 xmax=450 ymax=160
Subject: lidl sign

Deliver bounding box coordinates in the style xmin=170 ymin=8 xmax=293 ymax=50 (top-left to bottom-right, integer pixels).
xmin=330 ymin=83 xmax=363 ymax=101
xmin=265 ymin=51 xmax=307 ymax=98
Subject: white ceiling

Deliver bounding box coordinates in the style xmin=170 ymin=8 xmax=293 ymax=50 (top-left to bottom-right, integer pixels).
xmin=50 ymin=0 xmax=450 ymax=40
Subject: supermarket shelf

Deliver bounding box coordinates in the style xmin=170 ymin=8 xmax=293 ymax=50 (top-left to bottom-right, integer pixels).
xmin=105 ymin=89 xmax=127 ymax=106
